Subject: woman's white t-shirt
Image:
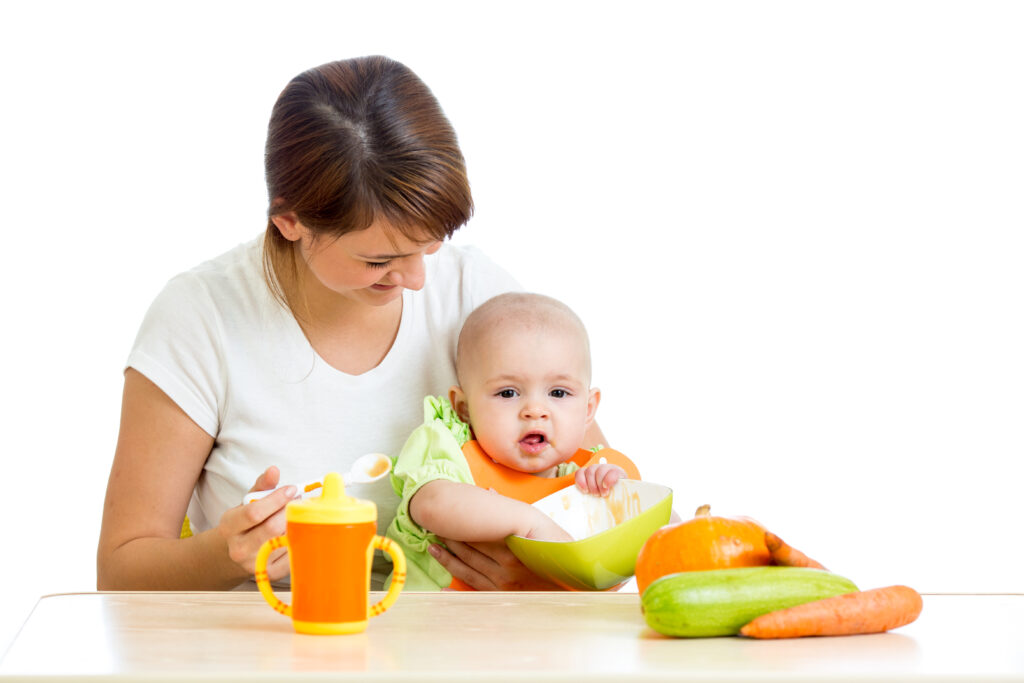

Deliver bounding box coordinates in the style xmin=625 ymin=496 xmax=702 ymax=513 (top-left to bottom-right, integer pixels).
xmin=126 ymin=237 xmax=519 ymax=588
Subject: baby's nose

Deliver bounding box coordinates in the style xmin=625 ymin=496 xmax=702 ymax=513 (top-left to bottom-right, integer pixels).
xmin=520 ymin=402 xmax=550 ymax=419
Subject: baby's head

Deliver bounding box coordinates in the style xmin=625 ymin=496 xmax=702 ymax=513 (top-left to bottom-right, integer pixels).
xmin=450 ymin=292 xmax=600 ymax=475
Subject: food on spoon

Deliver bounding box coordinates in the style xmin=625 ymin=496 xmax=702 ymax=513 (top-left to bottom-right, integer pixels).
xmin=635 ymin=504 xmax=770 ymax=593
xmin=765 ymin=531 xmax=827 ymax=570
xmin=641 ymin=566 xmax=857 ymax=637
xmin=739 ymin=584 xmax=923 ymax=638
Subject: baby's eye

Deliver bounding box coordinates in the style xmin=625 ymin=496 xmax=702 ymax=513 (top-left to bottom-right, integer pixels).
xmin=549 ymin=389 xmax=570 ymax=398
xmin=497 ymin=389 xmax=518 ymax=399
xmin=366 ymin=260 xmax=392 ymax=269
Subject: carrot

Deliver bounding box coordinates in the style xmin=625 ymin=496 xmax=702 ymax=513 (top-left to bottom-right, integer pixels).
xmin=739 ymin=585 xmax=923 ymax=638
xmin=765 ymin=531 xmax=827 ymax=570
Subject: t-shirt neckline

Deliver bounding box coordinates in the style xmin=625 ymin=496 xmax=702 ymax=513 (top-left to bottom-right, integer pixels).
xmin=285 ymin=288 xmax=413 ymax=381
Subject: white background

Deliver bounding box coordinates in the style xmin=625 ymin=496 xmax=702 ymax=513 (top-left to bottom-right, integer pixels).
xmin=2 ymin=0 xmax=1022 ymax=651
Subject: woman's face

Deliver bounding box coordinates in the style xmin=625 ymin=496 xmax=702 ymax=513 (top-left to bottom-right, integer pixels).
xmin=292 ymin=219 xmax=443 ymax=308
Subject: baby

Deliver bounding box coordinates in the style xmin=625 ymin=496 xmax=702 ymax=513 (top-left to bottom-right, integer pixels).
xmin=386 ymin=292 xmax=640 ymax=590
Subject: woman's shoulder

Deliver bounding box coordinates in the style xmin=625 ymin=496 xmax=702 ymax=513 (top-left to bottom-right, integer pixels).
xmin=425 ymin=240 xmax=491 ymax=274
xmin=425 ymin=241 xmax=521 ymax=300
xmin=158 ymin=237 xmax=267 ymax=305
xmin=177 ymin=237 xmax=263 ymax=285
xmin=138 ymin=236 xmax=280 ymax=347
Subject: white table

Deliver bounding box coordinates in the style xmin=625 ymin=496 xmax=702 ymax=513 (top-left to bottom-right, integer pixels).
xmin=1 ymin=592 xmax=1022 ymax=681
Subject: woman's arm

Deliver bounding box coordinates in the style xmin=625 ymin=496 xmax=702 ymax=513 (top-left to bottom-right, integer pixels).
xmin=409 ymin=479 xmax=572 ymax=543
xmin=96 ymin=369 xmax=294 ymax=590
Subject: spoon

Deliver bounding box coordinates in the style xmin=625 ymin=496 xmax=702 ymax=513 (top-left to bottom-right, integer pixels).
xmin=242 ymin=452 xmax=392 ymax=504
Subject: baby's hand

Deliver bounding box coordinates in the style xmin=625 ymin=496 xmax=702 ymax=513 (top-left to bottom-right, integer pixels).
xmin=525 ymin=511 xmax=573 ymax=543
xmin=575 ymin=462 xmax=627 ymax=497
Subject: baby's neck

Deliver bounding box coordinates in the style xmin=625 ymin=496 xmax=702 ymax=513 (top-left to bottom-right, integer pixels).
xmin=531 ymin=464 xmax=560 ymax=479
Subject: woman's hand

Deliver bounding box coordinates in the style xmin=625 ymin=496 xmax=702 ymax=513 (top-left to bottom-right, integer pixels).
xmin=429 ymin=538 xmax=563 ymax=591
xmin=217 ymin=466 xmax=296 ymax=581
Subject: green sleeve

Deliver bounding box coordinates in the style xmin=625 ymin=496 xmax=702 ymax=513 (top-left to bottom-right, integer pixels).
xmin=555 ymin=461 xmax=580 ymax=477
xmin=422 ymin=394 xmax=471 ymax=447
xmin=384 ymin=396 xmax=475 ymax=590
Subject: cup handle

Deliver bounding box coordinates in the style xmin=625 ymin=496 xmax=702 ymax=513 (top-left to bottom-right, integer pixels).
xmin=369 ymin=535 xmax=406 ymax=617
xmin=255 ymin=535 xmax=292 ymax=617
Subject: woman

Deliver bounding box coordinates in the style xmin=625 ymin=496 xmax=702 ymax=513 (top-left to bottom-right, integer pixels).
xmin=97 ymin=56 xmax=602 ymax=591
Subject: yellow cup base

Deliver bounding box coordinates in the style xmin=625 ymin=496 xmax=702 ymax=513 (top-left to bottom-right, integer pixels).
xmin=292 ymin=618 xmax=368 ymax=635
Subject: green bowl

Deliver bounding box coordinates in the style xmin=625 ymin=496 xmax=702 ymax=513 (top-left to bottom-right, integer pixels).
xmin=506 ymin=479 xmax=673 ymax=591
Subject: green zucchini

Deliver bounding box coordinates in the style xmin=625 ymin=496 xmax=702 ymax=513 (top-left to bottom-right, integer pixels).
xmin=641 ymin=566 xmax=858 ymax=637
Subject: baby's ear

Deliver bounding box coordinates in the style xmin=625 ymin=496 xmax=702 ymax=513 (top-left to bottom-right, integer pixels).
xmin=585 ymin=387 xmax=601 ymax=425
xmin=449 ymin=385 xmax=471 ymax=423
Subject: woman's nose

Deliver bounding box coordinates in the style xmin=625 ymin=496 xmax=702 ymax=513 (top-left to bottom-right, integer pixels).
xmin=389 ymin=254 xmax=426 ymax=291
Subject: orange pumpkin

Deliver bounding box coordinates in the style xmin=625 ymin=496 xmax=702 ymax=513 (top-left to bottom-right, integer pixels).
xmin=635 ymin=504 xmax=771 ymax=593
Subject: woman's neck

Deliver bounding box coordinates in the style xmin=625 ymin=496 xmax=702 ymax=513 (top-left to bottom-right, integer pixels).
xmin=287 ymin=260 xmax=404 ymax=376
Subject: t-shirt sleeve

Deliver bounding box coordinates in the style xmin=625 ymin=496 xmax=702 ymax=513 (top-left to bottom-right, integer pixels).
xmin=125 ymin=273 xmax=225 ymax=437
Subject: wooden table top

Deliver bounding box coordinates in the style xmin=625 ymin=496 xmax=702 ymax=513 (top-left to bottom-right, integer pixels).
xmin=1 ymin=591 xmax=1022 ymax=681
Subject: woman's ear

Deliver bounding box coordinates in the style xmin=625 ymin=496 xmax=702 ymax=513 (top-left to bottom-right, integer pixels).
xmin=270 ymin=211 xmax=303 ymax=242
xmin=449 ymin=386 xmax=471 ymax=424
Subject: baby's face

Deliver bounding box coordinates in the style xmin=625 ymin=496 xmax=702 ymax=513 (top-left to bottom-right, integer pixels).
xmin=454 ymin=327 xmax=598 ymax=473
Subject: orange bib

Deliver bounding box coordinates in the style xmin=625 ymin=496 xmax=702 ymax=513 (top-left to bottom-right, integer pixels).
xmin=447 ymin=442 xmax=641 ymax=590
xmin=462 ymin=441 xmax=640 ymax=504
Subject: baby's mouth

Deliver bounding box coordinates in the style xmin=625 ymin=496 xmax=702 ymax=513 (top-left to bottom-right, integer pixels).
xmin=519 ymin=432 xmax=548 ymax=454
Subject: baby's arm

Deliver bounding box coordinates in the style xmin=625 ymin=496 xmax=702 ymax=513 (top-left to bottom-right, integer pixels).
xmin=575 ymin=462 xmax=627 ymax=497
xmin=410 ymin=480 xmax=572 ymax=542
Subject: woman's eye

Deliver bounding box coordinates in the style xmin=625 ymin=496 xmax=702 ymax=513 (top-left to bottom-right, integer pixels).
xmin=497 ymin=389 xmax=518 ymax=399
xmin=550 ymin=389 xmax=569 ymax=398
xmin=366 ymin=260 xmax=392 ymax=269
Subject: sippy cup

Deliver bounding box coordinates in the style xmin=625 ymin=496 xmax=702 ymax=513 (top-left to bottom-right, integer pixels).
xmin=255 ymin=472 xmax=406 ymax=634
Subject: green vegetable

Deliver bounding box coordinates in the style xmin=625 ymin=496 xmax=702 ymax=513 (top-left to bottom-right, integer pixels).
xmin=641 ymin=566 xmax=858 ymax=637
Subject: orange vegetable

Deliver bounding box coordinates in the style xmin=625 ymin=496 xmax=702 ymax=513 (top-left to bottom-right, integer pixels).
xmin=765 ymin=531 xmax=827 ymax=570
xmin=739 ymin=585 xmax=923 ymax=638
xmin=635 ymin=504 xmax=771 ymax=593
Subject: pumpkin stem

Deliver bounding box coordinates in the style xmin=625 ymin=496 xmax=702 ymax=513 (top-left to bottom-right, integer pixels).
xmin=694 ymin=504 xmax=711 ymax=517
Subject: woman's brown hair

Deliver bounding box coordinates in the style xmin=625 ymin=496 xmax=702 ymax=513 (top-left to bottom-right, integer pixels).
xmin=263 ymin=55 xmax=473 ymax=311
